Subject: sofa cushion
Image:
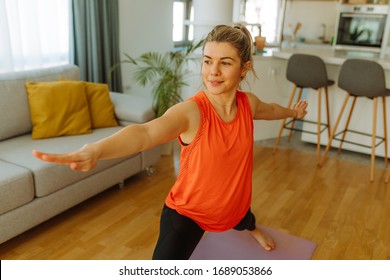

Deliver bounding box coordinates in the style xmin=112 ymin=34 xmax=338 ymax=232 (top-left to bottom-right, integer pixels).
xmin=0 ymin=65 xmax=80 ymax=141
xmin=0 ymin=127 xmax=141 ymax=197
xmin=0 ymin=161 xmax=34 ymax=215
xmin=110 ymin=92 xmax=155 ymax=123
xmin=26 ymin=81 xmax=92 ymax=139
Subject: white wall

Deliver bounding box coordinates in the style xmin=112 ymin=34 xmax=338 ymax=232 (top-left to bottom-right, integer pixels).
xmin=117 ymin=0 xmax=339 ymax=98
xmin=182 ymin=0 xmax=235 ymax=100
xmin=118 ymin=0 xmax=174 ymax=96
xmin=283 ymin=0 xmax=338 ymax=44
xmin=192 ymin=0 xmax=234 ymax=40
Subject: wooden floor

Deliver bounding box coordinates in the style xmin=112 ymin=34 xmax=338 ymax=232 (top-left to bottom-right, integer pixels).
xmin=0 ymin=141 xmax=389 ymax=260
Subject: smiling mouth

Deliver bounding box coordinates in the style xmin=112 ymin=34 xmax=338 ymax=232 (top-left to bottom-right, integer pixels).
xmin=209 ymin=80 xmax=223 ymax=86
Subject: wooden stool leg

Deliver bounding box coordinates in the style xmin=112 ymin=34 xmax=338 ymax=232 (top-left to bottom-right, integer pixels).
xmin=338 ymin=97 xmax=357 ymax=153
xmin=370 ymin=97 xmax=378 ymax=182
xmin=317 ymin=87 xmax=322 ymax=163
xmin=382 ymin=96 xmax=388 ymax=167
xmin=386 ymin=170 xmax=390 ymax=183
xmin=319 ymin=93 xmax=350 ymax=167
xmin=274 ymin=85 xmax=297 ymax=153
xmin=325 ymin=86 xmax=331 ymax=139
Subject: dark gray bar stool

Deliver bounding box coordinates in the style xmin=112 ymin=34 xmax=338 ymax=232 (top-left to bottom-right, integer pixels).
xmin=319 ymin=58 xmax=389 ymax=182
xmin=274 ymin=53 xmax=334 ymax=163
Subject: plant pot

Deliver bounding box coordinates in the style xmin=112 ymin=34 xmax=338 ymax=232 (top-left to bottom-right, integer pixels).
xmin=255 ymin=36 xmax=266 ymax=51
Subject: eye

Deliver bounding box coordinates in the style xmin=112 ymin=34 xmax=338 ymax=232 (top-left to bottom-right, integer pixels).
xmin=222 ymin=61 xmax=231 ymax=66
xmin=203 ymin=59 xmax=212 ymax=65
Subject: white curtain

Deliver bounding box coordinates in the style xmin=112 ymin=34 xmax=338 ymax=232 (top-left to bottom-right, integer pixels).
xmin=0 ymin=0 xmax=70 ymax=73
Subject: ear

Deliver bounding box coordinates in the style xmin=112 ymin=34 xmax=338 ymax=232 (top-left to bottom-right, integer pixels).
xmin=241 ymin=61 xmax=252 ymax=77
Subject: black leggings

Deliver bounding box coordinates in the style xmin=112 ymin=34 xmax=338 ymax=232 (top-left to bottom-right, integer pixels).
xmin=152 ymin=204 xmax=256 ymax=260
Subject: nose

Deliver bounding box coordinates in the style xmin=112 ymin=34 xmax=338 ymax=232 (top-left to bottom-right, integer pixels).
xmin=210 ymin=62 xmax=221 ymax=76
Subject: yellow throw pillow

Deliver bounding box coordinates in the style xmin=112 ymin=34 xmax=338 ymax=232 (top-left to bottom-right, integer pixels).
xmin=84 ymin=82 xmax=118 ymax=128
xmin=26 ymin=81 xmax=92 ymax=139
xmin=58 ymin=79 xmax=118 ymax=128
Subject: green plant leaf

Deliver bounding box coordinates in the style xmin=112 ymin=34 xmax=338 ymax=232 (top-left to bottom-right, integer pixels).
xmin=117 ymin=40 xmax=204 ymax=117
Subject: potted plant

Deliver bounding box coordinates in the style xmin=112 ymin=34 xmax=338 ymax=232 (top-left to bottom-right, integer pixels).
xmin=253 ymin=24 xmax=266 ymax=51
xmin=112 ymin=40 xmax=204 ymax=117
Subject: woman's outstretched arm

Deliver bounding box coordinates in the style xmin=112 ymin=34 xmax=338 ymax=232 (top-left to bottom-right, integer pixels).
xmin=33 ymin=101 xmax=196 ymax=172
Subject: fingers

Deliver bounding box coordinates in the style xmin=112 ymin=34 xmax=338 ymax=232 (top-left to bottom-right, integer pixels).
xmin=32 ymin=149 xmax=78 ymax=164
xmin=293 ymin=100 xmax=308 ymax=119
xmin=296 ymin=99 xmax=308 ymax=109
xmin=69 ymin=161 xmax=96 ymax=172
xmin=32 ymin=150 xmax=52 ymax=161
xmin=32 ymin=149 xmax=95 ymax=172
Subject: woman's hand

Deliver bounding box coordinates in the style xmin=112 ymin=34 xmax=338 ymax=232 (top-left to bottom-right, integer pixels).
xmin=32 ymin=144 xmax=99 ymax=172
xmin=293 ymin=99 xmax=308 ymax=119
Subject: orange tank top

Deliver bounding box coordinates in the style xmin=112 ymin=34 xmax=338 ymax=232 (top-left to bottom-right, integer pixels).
xmin=165 ymin=91 xmax=254 ymax=232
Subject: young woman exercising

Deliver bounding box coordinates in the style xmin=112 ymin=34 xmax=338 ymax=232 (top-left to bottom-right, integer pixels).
xmin=33 ymin=24 xmax=308 ymax=259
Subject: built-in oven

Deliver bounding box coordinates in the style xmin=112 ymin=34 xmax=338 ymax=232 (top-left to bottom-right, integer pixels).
xmin=334 ymin=5 xmax=390 ymax=53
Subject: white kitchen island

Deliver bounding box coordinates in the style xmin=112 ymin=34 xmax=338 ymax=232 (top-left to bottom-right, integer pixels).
xmin=272 ymin=47 xmax=390 ymax=159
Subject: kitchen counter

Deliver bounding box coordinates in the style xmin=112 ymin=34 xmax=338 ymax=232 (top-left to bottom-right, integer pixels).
xmin=269 ymin=46 xmax=390 ymax=159
xmin=273 ymin=46 xmax=390 ymax=69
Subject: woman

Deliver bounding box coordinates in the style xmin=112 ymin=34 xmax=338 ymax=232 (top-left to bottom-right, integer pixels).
xmin=33 ymin=24 xmax=308 ymax=259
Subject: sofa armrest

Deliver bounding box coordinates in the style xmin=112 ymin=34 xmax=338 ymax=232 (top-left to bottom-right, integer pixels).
xmin=109 ymin=92 xmax=156 ymax=124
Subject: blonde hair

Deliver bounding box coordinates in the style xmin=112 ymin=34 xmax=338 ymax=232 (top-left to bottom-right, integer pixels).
xmin=203 ymin=23 xmax=256 ymax=78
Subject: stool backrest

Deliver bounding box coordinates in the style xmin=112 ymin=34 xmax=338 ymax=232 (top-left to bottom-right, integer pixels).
xmin=286 ymin=54 xmax=329 ymax=89
xmin=338 ymin=59 xmax=386 ymax=98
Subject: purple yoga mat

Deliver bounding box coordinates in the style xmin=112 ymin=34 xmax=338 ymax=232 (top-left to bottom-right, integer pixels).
xmin=190 ymin=225 xmax=317 ymax=260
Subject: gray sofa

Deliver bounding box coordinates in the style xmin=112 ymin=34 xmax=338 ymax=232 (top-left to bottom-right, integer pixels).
xmin=0 ymin=65 xmax=162 ymax=244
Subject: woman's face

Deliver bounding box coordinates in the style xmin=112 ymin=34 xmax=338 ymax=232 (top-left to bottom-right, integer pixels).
xmin=202 ymin=41 xmax=249 ymax=96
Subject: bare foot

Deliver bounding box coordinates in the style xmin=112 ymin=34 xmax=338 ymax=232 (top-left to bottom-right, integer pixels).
xmin=249 ymin=227 xmax=275 ymax=251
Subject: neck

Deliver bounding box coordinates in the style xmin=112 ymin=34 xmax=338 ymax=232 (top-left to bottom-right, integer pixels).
xmin=204 ymin=89 xmax=236 ymax=106
xmin=204 ymin=90 xmax=237 ymax=118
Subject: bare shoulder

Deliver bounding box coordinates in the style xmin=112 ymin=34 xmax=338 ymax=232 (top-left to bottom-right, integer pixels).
xmin=176 ymin=99 xmax=200 ymax=127
xmin=244 ymin=91 xmax=260 ymax=103
xmin=165 ymin=99 xmax=199 ymax=119
xmin=165 ymin=99 xmax=200 ymax=144
xmin=141 ymin=99 xmax=200 ymax=145
xmin=243 ymin=91 xmax=261 ymax=116
xmin=161 ymin=99 xmax=200 ymax=131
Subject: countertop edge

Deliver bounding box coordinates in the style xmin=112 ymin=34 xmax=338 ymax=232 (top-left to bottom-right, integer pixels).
xmin=270 ymin=47 xmax=390 ymax=70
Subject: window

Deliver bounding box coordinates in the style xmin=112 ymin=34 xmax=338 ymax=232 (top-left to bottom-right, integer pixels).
xmin=173 ymin=0 xmax=194 ymax=47
xmin=0 ymin=0 xmax=70 ymax=73
xmin=238 ymin=0 xmax=286 ymax=46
